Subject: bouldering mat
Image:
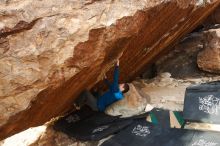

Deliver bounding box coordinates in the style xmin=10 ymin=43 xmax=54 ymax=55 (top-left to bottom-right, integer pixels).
xmin=81 ymin=112 xmax=120 ymax=126
xmin=170 ymin=111 xmax=185 ymax=128
xmin=68 ymin=119 xmax=133 ymax=141
xmin=101 ymin=118 xmax=168 ymax=146
xmin=53 ymin=106 xmax=134 ymax=141
xmin=189 ymin=130 xmax=220 ymax=146
xmin=146 ymin=108 xmax=184 ymax=129
xmin=163 ymin=129 xmax=220 ymax=146
xmin=161 ymin=129 xmax=195 ymax=146
xmin=183 ymin=81 xmax=220 ymax=124
xmin=101 ymin=119 xmax=220 ymax=146
xmin=53 ymin=106 xmax=95 ymax=132
xmin=149 ymin=108 xmax=170 ymax=129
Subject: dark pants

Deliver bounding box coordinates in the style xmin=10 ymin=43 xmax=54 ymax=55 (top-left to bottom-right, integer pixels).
xmin=75 ymin=90 xmax=98 ymax=111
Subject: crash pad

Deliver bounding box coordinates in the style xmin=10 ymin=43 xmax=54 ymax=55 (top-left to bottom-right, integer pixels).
xmin=163 ymin=129 xmax=220 ymax=146
xmin=53 ymin=106 xmax=95 ymax=132
xmin=81 ymin=112 xmax=120 ymax=126
xmin=66 ymin=111 xmax=150 ymax=141
xmin=146 ymin=108 xmax=184 ymax=129
xmin=183 ymin=81 xmax=220 ymax=124
xmin=53 ymin=106 xmax=137 ymax=141
xmin=101 ymin=119 xmax=220 ymax=146
xmin=150 ymin=108 xmax=170 ymax=129
xmin=189 ymin=130 xmax=220 ymax=146
xmin=68 ymin=119 xmax=133 ymax=141
xmin=170 ymin=111 xmax=185 ymax=128
xmin=101 ymin=119 xmax=168 ymax=146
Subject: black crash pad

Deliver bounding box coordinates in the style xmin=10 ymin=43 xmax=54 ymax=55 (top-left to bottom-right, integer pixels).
xmin=65 ymin=112 xmax=150 ymax=141
xmin=164 ymin=129 xmax=220 ymax=146
xmin=148 ymin=108 xmax=185 ymax=129
xmin=68 ymin=119 xmax=133 ymax=141
xmin=189 ymin=130 xmax=220 ymax=146
xmin=53 ymin=106 xmax=95 ymax=132
xmin=150 ymin=108 xmax=171 ymax=129
xmin=183 ymin=81 xmax=220 ymax=124
xmin=53 ymin=106 xmax=135 ymax=141
xmin=101 ymin=119 xmax=170 ymax=146
xmin=80 ymin=112 xmax=120 ymax=126
xmin=101 ymin=119 xmax=220 ymax=146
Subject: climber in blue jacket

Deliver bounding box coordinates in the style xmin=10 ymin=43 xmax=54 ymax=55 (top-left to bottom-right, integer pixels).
xmin=75 ymin=60 xmax=130 ymax=111
xmin=97 ymin=60 xmax=130 ymax=111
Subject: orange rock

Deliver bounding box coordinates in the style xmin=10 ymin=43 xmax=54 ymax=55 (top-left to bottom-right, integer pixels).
xmin=197 ymin=29 xmax=220 ymax=73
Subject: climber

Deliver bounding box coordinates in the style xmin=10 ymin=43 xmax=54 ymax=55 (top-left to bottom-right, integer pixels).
xmin=75 ymin=59 xmax=130 ymax=112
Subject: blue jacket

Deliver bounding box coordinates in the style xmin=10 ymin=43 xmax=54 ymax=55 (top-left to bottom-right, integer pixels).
xmin=97 ymin=65 xmax=124 ymax=111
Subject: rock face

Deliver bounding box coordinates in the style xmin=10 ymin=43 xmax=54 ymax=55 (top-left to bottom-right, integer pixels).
xmin=156 ymin=32 xmax=205 ymax=78
xmin=105 ymin=83 xmax=148 ymax=117
xmin=203 ymin=6 xmax=220 ymax=26
xmin=155 ymin=30 xmax=220 ymax=79
xmin=0 ymin=0 xmax=220 ymax=140
xmin=197 ymin=29 xmax=220 ymax=73
xmin=134 ymin=72 xmax=188 ymax=111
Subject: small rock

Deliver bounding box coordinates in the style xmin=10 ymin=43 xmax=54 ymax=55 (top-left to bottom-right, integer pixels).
xmin=197 ymin=29 xmax=220 ymax=73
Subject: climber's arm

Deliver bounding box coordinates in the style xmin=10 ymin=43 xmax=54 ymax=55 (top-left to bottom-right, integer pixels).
xmin=112 ymin=60 xmax=120 ymax=90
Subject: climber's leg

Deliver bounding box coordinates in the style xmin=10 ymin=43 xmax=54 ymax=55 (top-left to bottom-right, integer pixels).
xmin=75 ymin=90 xmax=98 ymax=111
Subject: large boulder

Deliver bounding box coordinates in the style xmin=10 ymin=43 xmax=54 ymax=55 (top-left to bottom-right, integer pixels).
xmin=155 ymin=32 xmax=205 ymax=78
xmin=0 ymin=0 xmax=220 ymax=140
xmin=197 ymin=29 xmax=220 ymax=73
xmin=105 ymin=83 xmax=148 ymax=117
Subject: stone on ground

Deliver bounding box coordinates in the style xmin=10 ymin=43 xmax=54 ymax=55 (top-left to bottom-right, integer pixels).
xmin=197 ymin=29 xmax=220 ymax=73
